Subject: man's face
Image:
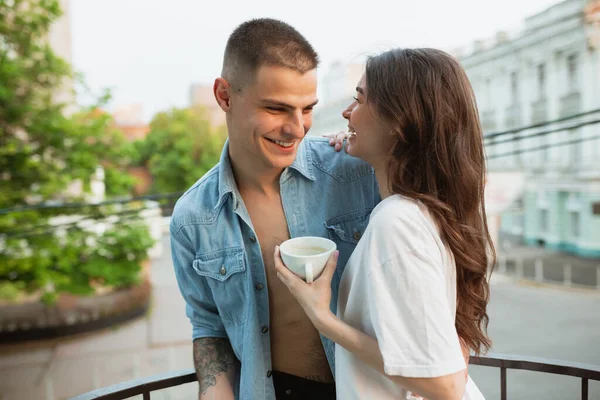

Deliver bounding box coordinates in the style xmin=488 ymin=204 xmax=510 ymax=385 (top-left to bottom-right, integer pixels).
xmin=227 ymin=65 xmax=318 ymax=172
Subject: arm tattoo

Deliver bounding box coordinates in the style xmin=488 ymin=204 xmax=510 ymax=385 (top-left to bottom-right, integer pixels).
xmin=193 ymin=337 xmax=237 ymax=395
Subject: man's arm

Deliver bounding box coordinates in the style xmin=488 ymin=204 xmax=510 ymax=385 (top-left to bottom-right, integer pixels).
xmin=170 ymin=223 xmax=238 ymax=399
xmin=193 ymin=337 xmax=239 ymax=400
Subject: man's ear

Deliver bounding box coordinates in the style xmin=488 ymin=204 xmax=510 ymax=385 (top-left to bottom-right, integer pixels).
xmin=214 ymin=77 xmax=233 ymax=112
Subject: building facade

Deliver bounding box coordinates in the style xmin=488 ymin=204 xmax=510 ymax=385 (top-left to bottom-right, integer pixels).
xmin=312 ymin=0 xmax=600 ymax=257
xmin=189 ymin=83 xmax=226 ymax=127
xmin=48 ymin=0 xmax=76 ymax=114
xmin=459 ymin=0 xmax=600 ymax=257
xmin=113 ymin=104 xmax=150 ymax=141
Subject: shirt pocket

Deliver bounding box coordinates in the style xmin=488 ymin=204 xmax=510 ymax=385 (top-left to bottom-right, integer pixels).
xmin=325 ymin=209 xmax=371 ymax=272
xmin=326 ymin=209 xmax=371 ymax=244
xmin=192 ymin=247 xmax=248 ymax=325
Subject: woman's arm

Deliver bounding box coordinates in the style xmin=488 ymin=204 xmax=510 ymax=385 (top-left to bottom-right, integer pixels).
xmin=314 ymin=310 xmax=465 ymax=400
xmin=273 ymin=247 xmax=466 ymax=400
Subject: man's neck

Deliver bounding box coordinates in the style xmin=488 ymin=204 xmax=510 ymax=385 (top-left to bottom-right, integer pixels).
xmin=229 ymin=149 xmax=282 ymax=197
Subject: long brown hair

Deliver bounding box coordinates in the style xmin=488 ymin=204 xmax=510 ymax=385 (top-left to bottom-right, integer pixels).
xmin=365 ymin=48 xmax=495 ymax=354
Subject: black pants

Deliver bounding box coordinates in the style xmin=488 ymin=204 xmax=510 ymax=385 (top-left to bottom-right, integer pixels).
xmin=272 ymin=371 xmax=336 ymax=400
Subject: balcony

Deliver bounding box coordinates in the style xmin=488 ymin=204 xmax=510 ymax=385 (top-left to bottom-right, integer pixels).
xmin=72 ymin=355 xmax=600 ymax=400
xmin=560 ymin=92 xmax=582 ymax=118
xmin=531 ymin=98 xmax=548 ymax=124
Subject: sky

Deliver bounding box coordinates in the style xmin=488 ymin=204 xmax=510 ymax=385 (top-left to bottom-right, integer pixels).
xmin=69 ymin=0 xmax=562 ymax=121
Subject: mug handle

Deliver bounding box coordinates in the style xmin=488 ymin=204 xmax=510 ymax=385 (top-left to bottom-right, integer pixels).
xmin=305 ymin=262 xmax=314 ymax=283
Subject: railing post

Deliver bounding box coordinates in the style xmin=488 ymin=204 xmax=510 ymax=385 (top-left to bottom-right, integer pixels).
xmin=501 ymin=367 xmax=507 ymax=400
xmin=582 ymin=378 xmax=588 ymax=400
xmin=144 ymin=391 xmax=151 ymax=400
xmin=564 ymin=263 xmax=572 ymax=287
xmin=516 ymin=258 xmax=524 ymax=279
xmin=535 ymin=258 xmax=544 ymax=283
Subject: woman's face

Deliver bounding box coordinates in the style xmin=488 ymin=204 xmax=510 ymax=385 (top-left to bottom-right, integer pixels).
xmin=342 ymin=74 xmax=395 ymax=169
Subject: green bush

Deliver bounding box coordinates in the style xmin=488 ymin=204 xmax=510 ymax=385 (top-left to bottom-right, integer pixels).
xmin=0 ymin=207 xmax=155 ymax=304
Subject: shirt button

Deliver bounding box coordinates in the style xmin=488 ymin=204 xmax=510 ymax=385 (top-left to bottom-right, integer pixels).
xmin=261 ymin=326 xmax=269 ymax=334
xmin=249 ymin=235 xmax=257 ymax=243
xmin=266 ymin=370 xmax=272 ymax=378
xmin=255 ymin=283 xmax=264 ymax=291
xmin=286 ymin=389 xmax=292 ymax=395
xmin=353 ymin=231 xmax=362 ymax=241
xmin=220 ymin=266 xmax=227 ymax=275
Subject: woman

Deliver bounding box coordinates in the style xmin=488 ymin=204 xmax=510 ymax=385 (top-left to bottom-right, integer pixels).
xmin=274 ymin=48 xmax=494 ymax=400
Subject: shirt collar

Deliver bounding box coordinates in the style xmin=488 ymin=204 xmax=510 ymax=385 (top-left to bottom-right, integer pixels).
xmin=288 ymin=138 xmax=316 ymax=181
xmin=217 ymin=138 xmax=316 ymax=207
xmin=217 ymin=140 xmax=238 ymax=208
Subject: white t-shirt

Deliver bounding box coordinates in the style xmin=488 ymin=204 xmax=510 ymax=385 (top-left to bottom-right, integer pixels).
xmin=335 ymin=194 xmax=485 ymax=399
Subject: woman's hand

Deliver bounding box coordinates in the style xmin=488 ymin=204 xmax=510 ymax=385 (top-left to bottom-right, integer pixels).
xmin=322 ymin=131 xmax=349 ymax=152
xmin=274 ymin=246 xmax=339 ymax=329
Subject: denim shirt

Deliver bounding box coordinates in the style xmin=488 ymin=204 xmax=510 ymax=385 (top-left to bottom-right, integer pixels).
xmin=170 ymin=137 xmax=380 ymax=400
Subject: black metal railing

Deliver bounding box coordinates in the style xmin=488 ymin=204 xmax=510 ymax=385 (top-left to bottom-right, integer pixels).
xmin=70 ymin=353 xmax=600 ymax=400
xmin=469 ymin=353 xmax=600 ymax=400
xmin=70 ymin=368 xmax=197 ymax=400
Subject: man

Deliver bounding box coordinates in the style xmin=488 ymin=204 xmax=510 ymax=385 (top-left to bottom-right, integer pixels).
xmin=170 ymin=18 xmax=379 ymax=400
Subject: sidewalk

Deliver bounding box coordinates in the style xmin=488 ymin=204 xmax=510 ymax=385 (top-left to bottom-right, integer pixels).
xmin=0 ymin=235 xmax=197 ymax=400
xmin=495 ymin=235 xmax=600 ymax=289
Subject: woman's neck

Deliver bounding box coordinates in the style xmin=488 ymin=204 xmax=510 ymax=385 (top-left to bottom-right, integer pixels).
xmin=373 ymin=162 xmax=393 ymax=200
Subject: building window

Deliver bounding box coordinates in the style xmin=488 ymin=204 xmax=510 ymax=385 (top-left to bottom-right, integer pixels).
xmin=513 ymin=212 xmax=524 ymax=233
xmin=510 ymin=71 xmax=518 ymax=105
xmin=567 ymin=54 xmax=578 ymax=93
xmin=485 ymin=78 xmax=492 ymax=109
xmin=540 ymin=208 xmax=549 ymax=234
xmin=537 ymin=63 xmax=546 ymax=100
xmin=569 ymin=128 xmax=581 ymax=167
xmin=570 ymin=211 xmax=581 ymax=238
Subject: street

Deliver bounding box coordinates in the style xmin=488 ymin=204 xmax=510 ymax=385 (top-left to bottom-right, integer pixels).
xmin=470 ymin=274 xmax=600 ymax=399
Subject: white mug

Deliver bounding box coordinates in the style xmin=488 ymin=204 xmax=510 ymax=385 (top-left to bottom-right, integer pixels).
xmin=279 ymin=236 xmax=337 ymax=283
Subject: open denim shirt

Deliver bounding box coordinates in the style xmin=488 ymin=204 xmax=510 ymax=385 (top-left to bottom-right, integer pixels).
xmin=170 ymin=137 xmax=380 ymax=400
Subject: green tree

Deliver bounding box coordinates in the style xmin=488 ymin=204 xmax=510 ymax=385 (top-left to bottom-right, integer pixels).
xmin=73 ymin=108 xmax=137 ymax=197
xmin=0 ymin=0 xmax=135 ymax=207
xmin=136 ymin=106 xmax=227 ymax=193
xmin=0 ymin=0 xmax=151 ymax=304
